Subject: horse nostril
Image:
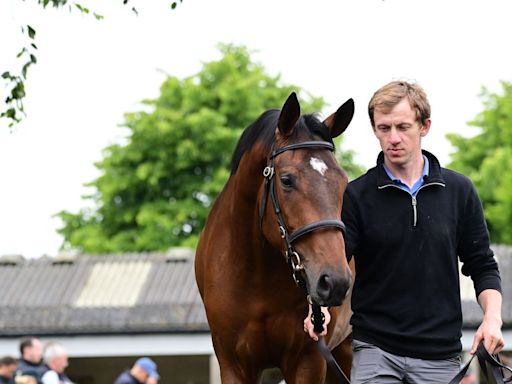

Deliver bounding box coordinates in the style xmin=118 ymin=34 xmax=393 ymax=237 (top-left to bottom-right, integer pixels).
xmin=317 ymin=273 xmax=333 ymax=301
xmin=316 ymin=272 xmax=351 ymax=305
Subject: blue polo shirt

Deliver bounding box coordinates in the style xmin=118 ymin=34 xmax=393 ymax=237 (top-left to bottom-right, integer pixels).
xmin=383 ymin=155 xmax=429 ymax=196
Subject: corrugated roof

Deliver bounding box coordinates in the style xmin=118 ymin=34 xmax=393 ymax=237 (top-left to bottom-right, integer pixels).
xmin=0 ymin=249 xmax=208 ymax=336
xmin=75 ymin=260 xmax=152 ymax=307
xmin=0 ymin=246 xmax=510 ymax=336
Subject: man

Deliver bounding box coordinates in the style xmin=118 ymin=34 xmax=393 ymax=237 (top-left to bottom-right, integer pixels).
xmin=305 ymin=80 xmax=504 ymax=383
xmin=0 ymin=356 xmax=17 ymax=384
xmin=15 ymin=337 xmax=45 ymax=384
xmin=40 ymin=342 xmax=72 ymax=384
xmin=113 ymin=358 xmax=159 ymax=384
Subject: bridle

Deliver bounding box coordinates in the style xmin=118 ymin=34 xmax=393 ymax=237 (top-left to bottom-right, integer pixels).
xmin=259 ymin=140 xmax=346 ymax=287
xmin=259 ymin=139 xmax=351 ymax=384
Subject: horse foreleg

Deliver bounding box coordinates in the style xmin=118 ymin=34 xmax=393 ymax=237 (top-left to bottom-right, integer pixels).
xmin=216 ymin=361 xmax=261 ymax=384
xmin=219 ymin=369 xmax=261 ymax=384
xmin=280 ymin=351 xmax=327 ymax=384
xmin=325 ymin=332 xmax=352 ymax=383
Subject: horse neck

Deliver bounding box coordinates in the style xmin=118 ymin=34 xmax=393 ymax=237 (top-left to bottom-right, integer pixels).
xmin=229 ymin=160 xmax=263 ymax=232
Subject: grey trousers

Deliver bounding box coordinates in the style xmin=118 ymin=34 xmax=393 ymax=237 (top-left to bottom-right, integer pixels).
xmin=351 ymin=339 xmax=461 ymax=384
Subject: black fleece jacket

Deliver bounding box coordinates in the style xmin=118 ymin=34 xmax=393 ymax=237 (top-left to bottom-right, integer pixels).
xmin=342 ymin=150 xmax=501 ymax=359
xmin=15 ymin=359 xmax=46 ymax=384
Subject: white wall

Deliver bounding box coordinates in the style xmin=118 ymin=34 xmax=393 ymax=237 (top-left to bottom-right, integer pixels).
xmin=0 ymin=333 xmax=214 ymax=357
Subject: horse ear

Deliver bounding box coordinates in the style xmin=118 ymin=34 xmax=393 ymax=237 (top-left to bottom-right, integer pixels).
xmin=278 ymin=92 xmax=301 ymax=137
xmin=323 ymin=98 xmax=355 ymax=138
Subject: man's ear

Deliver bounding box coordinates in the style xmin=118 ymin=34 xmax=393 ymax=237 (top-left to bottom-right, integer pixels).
xmin=420 ymin=119 xmax=431 ymax=137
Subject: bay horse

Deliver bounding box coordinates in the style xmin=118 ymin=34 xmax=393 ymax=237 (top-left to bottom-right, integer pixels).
xmin=195 ymin=92 xmax=355 ymax=383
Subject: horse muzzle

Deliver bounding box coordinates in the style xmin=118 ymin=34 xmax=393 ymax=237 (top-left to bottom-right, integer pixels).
xmin=311 ymin=268 xmax=352 ymax=307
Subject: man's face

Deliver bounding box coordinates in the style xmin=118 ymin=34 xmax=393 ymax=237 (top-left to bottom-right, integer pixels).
xmin=373 ymin=98 xmax=430 ymax=170
xmin=139 ymin=369 xmax=150 ymax=382
xmin=25 ymin=339 xmax=42 ymax=364
xmin=6 ymin=363 xmax=17 ymax=377
xmin=52 ymin=355 xmax=68 ymax=374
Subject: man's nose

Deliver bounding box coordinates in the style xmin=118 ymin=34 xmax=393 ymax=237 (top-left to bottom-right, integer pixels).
xmin=389 ymin=127 xmax=401 ymax=144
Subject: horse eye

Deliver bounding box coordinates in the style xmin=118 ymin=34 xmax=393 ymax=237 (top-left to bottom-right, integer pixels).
xmin=280 ymin=175 xmax=294 ymax=189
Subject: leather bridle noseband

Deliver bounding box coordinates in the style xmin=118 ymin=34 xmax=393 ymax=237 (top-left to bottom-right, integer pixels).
xmin=259 ymin=140 xmax=346 ymax=287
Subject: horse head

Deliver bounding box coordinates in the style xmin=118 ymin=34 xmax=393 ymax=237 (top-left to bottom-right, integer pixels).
xmin=260 ymin=92 xmax=354 ymax=307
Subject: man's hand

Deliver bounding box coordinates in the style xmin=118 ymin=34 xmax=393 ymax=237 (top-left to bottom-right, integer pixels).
xmin=303 ymin=305 xmax=330 ymax=341
xmin=471 ymin=313 xmax=504 ymax=355
xmin=471 ymin=289 xmax=504 ymax=355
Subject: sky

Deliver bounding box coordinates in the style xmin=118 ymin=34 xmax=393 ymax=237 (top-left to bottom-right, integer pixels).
xmin=0 ymin=0 xmax=511 ymax=259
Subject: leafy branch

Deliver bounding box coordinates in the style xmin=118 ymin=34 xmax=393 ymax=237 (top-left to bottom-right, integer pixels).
xmin=1 ymin=25 xmax=37 ymax=127
xmin=1 ymin=0 xmax=183 ymax=129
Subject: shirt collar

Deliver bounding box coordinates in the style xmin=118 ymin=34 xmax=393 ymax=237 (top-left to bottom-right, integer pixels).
xmin=383 ymin=155 xmax=429 ymax=182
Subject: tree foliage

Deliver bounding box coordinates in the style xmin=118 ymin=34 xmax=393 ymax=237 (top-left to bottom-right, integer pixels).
xmin=447 ymin=81 xmax=512 ymax=244
xmin=1 ymin=0 xmax=182 ymax=128
xmin=56 ymin=44 xmax=363 ymax=254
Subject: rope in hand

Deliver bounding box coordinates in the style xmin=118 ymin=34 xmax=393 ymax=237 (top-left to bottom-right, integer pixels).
xmin=311 ymin=303 xmax=351 ymax=384
xmin=448 ymin=341 xmax=512 ymax=384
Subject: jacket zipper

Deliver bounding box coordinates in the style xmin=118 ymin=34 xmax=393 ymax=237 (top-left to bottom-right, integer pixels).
xmin=378 ymin=182 xmax=446 ymax=227
xmin=411 ymin=195 xmax=417 ymax=226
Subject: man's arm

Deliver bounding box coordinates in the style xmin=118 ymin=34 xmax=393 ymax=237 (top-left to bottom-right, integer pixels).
xmin=470 ymin=288 xmax=504 ymax=354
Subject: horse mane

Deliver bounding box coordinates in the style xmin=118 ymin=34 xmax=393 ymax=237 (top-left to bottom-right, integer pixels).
xmin=230 ymin=109 xmax=333 ymax=175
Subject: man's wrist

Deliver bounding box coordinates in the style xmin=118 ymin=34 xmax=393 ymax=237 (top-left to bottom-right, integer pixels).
xmin=483 ymin=311 xmax=503 ymax=326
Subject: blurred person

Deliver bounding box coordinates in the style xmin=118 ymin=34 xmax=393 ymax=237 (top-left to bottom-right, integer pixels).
xmin=0 ymin=356 xmax=17 ymax=384
xmin=15 ymin=337 xmax=45 ymax=384
xmin=40 ymin=342 xmax=72 ymax=384
xmin=113 ymin=358 xmax=159 ymax=384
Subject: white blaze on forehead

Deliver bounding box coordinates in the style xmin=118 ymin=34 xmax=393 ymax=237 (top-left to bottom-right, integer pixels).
xmin=310 ymin=157 xmax=328 ymax=176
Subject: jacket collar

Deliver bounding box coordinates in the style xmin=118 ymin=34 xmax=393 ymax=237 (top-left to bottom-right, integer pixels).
xmin=376 ymin=149 xmax=445 ymax=188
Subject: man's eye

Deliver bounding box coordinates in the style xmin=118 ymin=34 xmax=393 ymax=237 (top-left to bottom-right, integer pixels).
xmin=280 ymin=175 xmax=294 ymax=188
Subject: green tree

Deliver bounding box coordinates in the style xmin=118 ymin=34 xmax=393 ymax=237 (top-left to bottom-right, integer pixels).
xmin=337 ymin=149 xmax=364 ymax=181
xmin=447 ymin=81 xmax=512 ymax=244
xmin=1 ymin=0 xmax=181 ymax=128
xmin=56 ymin=44 xmax=362 ymax=254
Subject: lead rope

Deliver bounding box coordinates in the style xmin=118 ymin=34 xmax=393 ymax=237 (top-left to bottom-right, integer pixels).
xmin=311 ymin=300 xmax=351 ymax=384
xmin=448 ymin=341 xmax=512 ymax=384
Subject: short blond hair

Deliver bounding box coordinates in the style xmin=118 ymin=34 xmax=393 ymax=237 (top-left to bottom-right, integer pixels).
xmin=368 ymin=81 xmax=431 ymax=127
